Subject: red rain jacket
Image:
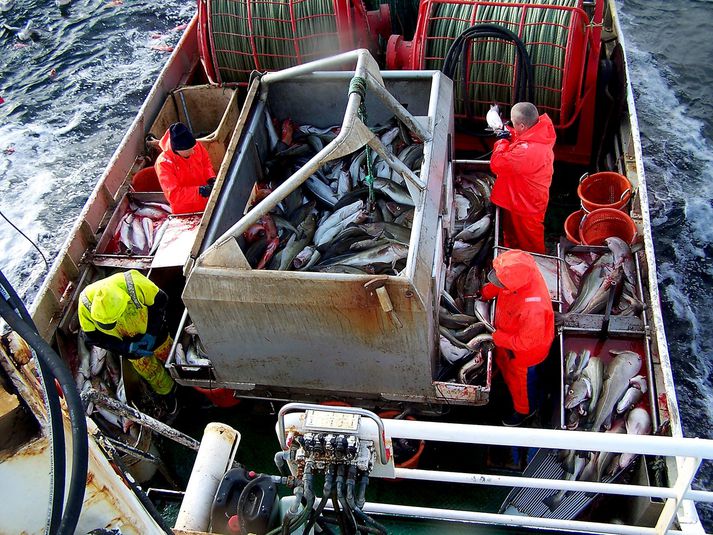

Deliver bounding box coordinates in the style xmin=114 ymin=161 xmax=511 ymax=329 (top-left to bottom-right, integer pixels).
xmin=490 ymin=114 xmax=556 ymax=221
xmin=155 ymin=130 xmax=215 ymax=214
xmin=481 ymin=250 xmax=554 ymax=367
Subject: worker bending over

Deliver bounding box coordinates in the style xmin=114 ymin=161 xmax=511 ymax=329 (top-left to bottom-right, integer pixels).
xmin=490 ymin=102 xmax=556 ymax=254
xmin=155 ymin=122 xmax=216 ymax=214
xmin=481 ymin=250 xmax=554 ymax=426
xmin=78 ymin=269 xmax=174 ymax=396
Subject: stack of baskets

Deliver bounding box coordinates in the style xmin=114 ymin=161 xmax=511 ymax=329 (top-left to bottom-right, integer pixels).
xmin=564 ymin=171 xmax=636 ymax=245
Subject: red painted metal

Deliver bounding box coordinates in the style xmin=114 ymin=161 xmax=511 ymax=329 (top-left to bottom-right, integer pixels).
xmin=197 ymin=0 xmax=219 ymax=84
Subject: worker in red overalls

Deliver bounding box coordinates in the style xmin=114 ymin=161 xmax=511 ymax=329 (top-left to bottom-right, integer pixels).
xmin=155 ymin=122 xmax=216 ymax=214
xmin=481 ymin=249 xmax=554 ymax=426
xmin=490 ymin=102 xmax=556 ymax=254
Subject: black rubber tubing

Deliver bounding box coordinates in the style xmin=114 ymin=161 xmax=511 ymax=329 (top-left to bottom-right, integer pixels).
xmin=0 ymin=273 xmax=88 ymax=535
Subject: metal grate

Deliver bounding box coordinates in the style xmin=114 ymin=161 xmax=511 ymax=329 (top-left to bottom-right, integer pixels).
xmin=420 ymin=0 xmax=589 ymax=124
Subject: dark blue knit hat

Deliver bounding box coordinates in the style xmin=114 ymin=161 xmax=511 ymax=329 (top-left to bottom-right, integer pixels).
xmin=169 ymin=122 xmax=196 ymax=152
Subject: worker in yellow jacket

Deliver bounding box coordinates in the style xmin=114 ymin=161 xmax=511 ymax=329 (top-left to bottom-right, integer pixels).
xmin=78 ymin=270 xmax=174 ymax=395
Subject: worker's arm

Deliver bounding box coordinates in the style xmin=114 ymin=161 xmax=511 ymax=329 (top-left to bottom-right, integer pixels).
xmin=145 ymin=290 xmax=168 ymax=338
xmin=480 ymin=282 xmax=501 ymax=301
xmin=155 ymin=158 xmax=208 ymax=214
xmin=490 ymin=138 xmax=543 ymax=181
xmin=492 ymin=307 xmax=546 ymax=355
xmin=83 ymin=329 xmax=133 ymax=355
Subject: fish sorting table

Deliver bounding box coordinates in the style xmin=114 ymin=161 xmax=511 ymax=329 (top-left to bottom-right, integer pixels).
xmin=181 ymin=51 xmax=460 ymax=402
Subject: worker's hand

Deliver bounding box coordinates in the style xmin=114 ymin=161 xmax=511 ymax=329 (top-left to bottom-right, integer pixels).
xmin=495 ymin=129 xmax=511 ymax=140
xmin=128 ymin=342 xmax=153 ymax=357
xmin=207 ymin=177 xmax=216 ymax=186
xmin=198 ymin=183 xmax=213 ymax=198
xmin=137 ymin=333 xmax=157 ymax=351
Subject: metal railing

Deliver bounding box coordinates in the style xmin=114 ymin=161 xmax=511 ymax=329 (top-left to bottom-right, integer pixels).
xmin=378 ymin=418 xmax=713 ymax=534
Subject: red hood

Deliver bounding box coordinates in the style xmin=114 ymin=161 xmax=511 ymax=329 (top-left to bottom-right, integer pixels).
xmin=493 ymin=249 xmax=539 ymax=292
xmin=159 ymin=130 xmax=173 ymax=153
xmin=515 ymin=113 xmax=556 ymax=146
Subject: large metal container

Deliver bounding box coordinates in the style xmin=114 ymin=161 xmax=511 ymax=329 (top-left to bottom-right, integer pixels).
xmin=182 ymin=51 xmax=454 ymax=401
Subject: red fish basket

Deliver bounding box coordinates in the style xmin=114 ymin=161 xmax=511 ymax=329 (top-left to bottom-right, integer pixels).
xmin=564 ymin=209 xmax=585 ymax=244
xmin=378 ymin=410 xmax=426 ymax=470
xmin=579 ymin=207 xmax=637 ymax=246
xmin=578 ymin=171 xmax=632 ymax=212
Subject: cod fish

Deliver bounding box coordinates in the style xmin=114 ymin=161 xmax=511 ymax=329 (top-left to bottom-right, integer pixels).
xmin=594 ymin=418 xmax=628 ymax=482
xmin=582 ymin=356 xmax=604 ymax=420
xmin=617 ymin=408 xmax=652 ymax=470
xmin=565 ymin=349 xmax=590 ymax=386
xmin=565 ymin=376 xmax=591 ymax=409
xmin=616 ymin=383 xmax=646 ymax=414
xmin=590 ymin=350 xmax=643 ymax=431
xmin=568 ymin=253 xmax=622 ymax=315
xmin=605 ymin=237 xmax=636 ymax=285
xmin=454 ymin=216 xmax=491 ymax=242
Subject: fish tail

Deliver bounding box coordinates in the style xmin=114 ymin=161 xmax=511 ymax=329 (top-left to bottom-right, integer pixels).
xmin=543 ymin=491 xmax=564 ymax=512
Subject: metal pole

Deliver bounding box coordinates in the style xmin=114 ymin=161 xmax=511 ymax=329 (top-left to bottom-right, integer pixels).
xmin=82 ymin=388 xmax=200 ymax=451
xmin=655 ymin=456 xmax=702 ymax=534
xmin=383 ymin=418 xmax=713 ymax=457
xmin=393 ymin=467 xmax=713 ymax=503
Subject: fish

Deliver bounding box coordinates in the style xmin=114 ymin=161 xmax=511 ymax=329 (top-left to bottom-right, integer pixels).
xmin=318 ymin=242 xmax=408 ymax=270
xmin=186 ymin=343 xmax=212 ymax=366
xmin=565 ymin=350 xmax=590 ymax=386
xmin=543 ymin=453 xmax=587 ymax=511
xmin=473 ymin=300 xmax=493 ymax=331
xmin=149 ymin=219 xmax=169 ymax=255
xmin=439 ymin=307 xmax=478 ymax=329
xmin=454 ymin=322 xmax=488 ymax=343
xmin=560 ymin=260 xmax=579 ymax=306
xmin=279 ymin=213 xmax=317 ymax=270
xmin=566 ymin=410 xmax=580 ymax=430
xmin=465 ymin=333 xmax=493 ymax=351
xmin=372 ymin=178 xmax=415 ymax=206
xmin=629 ymin=375 xmax=648 ymax=391
xmin=565 ymin=376 xmax=592 ymax=409
xmin=458 ymin=352 xmax=486 ymax=384
xmin=578 ymin=451 xmax=599 ymax=483
xmin=358 ymin=222 xmax=411 ymax=245
xmin=314 ymin=200 xmax=362 ymax=246
xmin=582 ymin=356 xmax=603 ymax=419
xmin=439 ymin=326 xmax=470 ymax=349
xmin=451 ymin=239 xmax=484 ymax=264
xmin=567 ymin=253 xmax=623 ymax=314
xmin=440 ymin=335 xmax=471 ymax=364
xmin=616 ymin=386 xmax=645 ymax=414
xmin=486 ymin=104 xmax=504 ymax=131
xmin=594 ymin=418 xmax=627 ymax=482
xmin=3 ymin=20 xmax=41 ymax=41
xmin=454 ymin=216 xmax=491 ymax=242
xmin=89 ymin=346 xmax=107 ymax=377
xmin=590 ymin=350 xmax=643 ymax=431
xmin=605 ymin=237 xmax=636 ymax=285
xmin=618 ymin=408 xmax=652 ymax=470
xmin=305 ymin=176 xmax=338 ymax=207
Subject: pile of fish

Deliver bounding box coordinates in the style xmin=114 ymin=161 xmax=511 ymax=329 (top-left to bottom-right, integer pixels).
xmin=437 ymin=171 xmax=495 ymax=386
xmin=555 ymin=237 xmax=644 ymax=316
xmin=75 ymin=334 xmax=132 ymax=433
xmin=241 ymin=115 xmax=421 ymax=275
xmin=544 ymin=348 xmax=652 ymax=511
xmin=174 ymin=323 xmax=212 ymax=367
xmin=109 ymin=199 xmax=171 ymax=256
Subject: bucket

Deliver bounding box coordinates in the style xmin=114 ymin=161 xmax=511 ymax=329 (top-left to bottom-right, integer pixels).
xmin=132 ymin=166 xmax=161 ymax=192
xmin=577 ymin=172 xmax=632 ymax=212
xmin=564 ymin=209 xmax=585 ymax=244
xmin=194 ymin=387 xmax=240 ymax=408
xmin=378 ymin=410 xmax=426 ymax=470
xmin=579 ymin=208 xmax=637 ymax=246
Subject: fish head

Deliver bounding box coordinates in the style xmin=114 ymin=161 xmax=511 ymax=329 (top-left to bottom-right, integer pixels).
xmin=565 ymin=377 xmax=591 ymax=408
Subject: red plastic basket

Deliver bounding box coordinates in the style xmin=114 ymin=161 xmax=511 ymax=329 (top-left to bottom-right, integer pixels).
xmin=378 ymin=410 xmax=426 ymax=470
xmin=194 ymin=387 xmax=241 ymax=408
xmin=579 ymin=208 xmax=637 ymax=246
xmin=578 ymin=172 xmax=632 ymax=212
xmin=564 ymin=209 xmax=584 ymax=244
xmin=131 ymin=166 xmax=161 ymax=192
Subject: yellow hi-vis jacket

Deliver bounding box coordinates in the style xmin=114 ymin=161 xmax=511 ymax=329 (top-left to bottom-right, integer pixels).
xmin=78 ymin=270 xmax=159 ymax=340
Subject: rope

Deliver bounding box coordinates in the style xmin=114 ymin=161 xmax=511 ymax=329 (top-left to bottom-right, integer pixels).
xmin=349 ymin=76 xmax=376 ymax=213
xmin=0 ymin=208 xmax=49 ymax=270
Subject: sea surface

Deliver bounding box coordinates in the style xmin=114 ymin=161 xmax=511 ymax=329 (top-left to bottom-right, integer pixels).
xmin=0 ymin=0 xmax=711 ymax=528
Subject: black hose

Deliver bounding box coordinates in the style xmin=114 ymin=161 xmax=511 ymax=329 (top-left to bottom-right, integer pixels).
xmin=0 ymin=271 xmax=88 ymax=535
xmin=442 ymin=23 xmax=534 ymax=132
xmin=336 ymin=465 xmax=358 ymax=535
xmin=0 ymin=270 xmax=65 ymax=535
xmin=304 ymin=464 xmax=334 ymax=534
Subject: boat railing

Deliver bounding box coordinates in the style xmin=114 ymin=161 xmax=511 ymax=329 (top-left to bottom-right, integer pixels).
xmin=278 ymin=404 xmax=712 ymax=533
xmin=378 ymin=418 xmax=713 ymax=534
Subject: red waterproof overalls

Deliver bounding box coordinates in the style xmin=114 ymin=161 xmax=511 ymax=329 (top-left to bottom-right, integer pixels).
xmin=481 ymin=250 xmax=554 ymax=414
xmin=490 ymin=114 xmax=556 ymax=254
xmin=155 ymin=130 xmax=215 ymax=214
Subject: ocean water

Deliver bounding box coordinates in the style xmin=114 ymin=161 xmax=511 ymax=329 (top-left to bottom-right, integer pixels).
xmin=1 ymin=0 xmax=711 ymax=528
